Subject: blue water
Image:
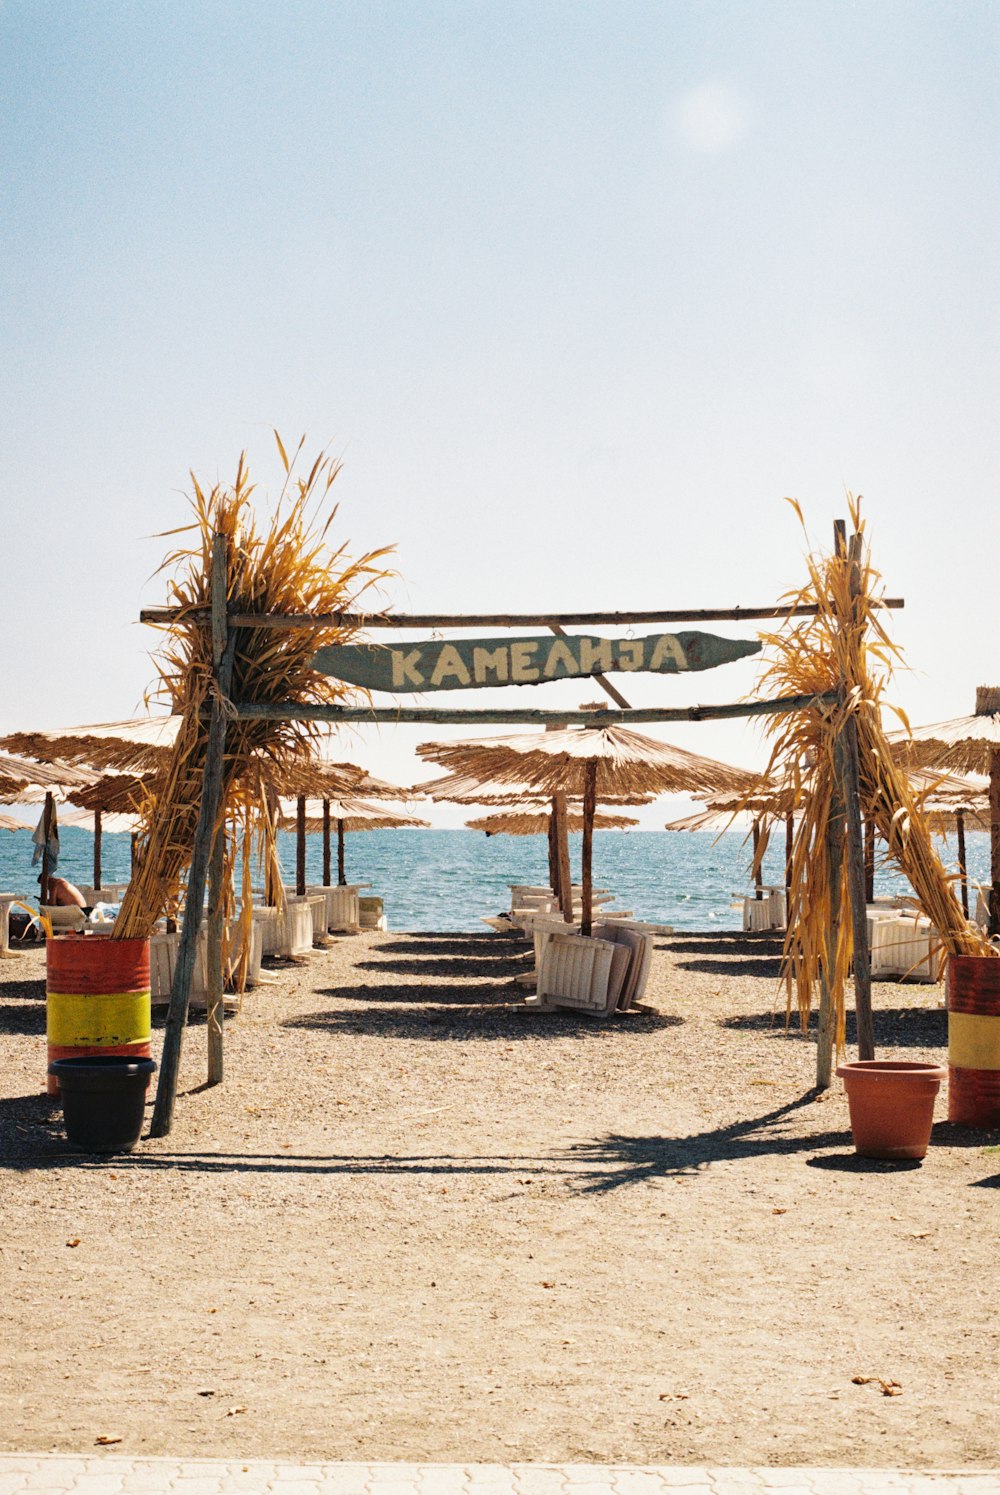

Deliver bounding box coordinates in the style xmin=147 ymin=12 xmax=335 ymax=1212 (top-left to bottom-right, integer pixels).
xmin=0 ymin=824 xmax=989 ymax=932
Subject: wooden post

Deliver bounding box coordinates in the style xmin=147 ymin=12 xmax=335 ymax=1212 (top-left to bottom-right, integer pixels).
xmin=265 ymin=787 xmax=281 ymax=906
xmin=150 ymin=532 xmax=234 ymax=1137
xmin=229 ymin=688 xmax=841 ymax=729
xmin=752 ymin=820 xmax=763 ymax=898
xmin=130 ymin=833 xmax=137 ymax=872
xmin=864 ymin=817 xmax=875 ymax=903
xmin=93 ymin=808 xmax=103 ymax=891
xmin=39 ymin=792 xmax=54 ymax=906
xmin=322 ymin=800 xmax=331 ymax=886
xmin=296 ymin=795 xmax=306 ymax=896
xmin=818 ymin=519 xmax=849 ymax=1089
xmin=784 ymin=814 xmax=794 ymax=926
xmin=817 ymin=774 xmax=844 ymax=1089
xmin=547 ymin=798 xmax=558 ymax=893
xmin=205 ymin=532 xmax=230 ymax=1088
xmin=206 ymin=825 xmax=225 ymax=1086
xmin=143 ymin=600 xmax=905 ymax=630
xmin=956 ymin=810 xmax=969 ymax=919
xmin=552 ymin=791 xmax=573 ymax=922
xmin=337 ymin=819 xmax=346 ymax=885
xmin=840 ymin=721 xmax=875 ymax=1061
xmin=580 ymin=761 xmax=597 ymax=936
xmin=835 ymin=527 xmax=875 ymax=1064
xmin=989 ymin=749 xmax=1000 ymax=939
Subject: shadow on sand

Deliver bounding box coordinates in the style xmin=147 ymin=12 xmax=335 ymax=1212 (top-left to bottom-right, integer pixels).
xmin=353 ymin=955 xmax=530 ymax=979
xmin=286 ymin=999 xmax=682 ymax=1041
xmin=723 ymin=1005 xmax=947 ymax=1050
xmin=0 ymin=1089 xmax=839 ymax=1183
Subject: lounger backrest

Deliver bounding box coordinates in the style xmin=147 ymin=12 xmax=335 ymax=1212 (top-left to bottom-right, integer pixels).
xmin=591 ymin=921 xmax=655 ymax=1010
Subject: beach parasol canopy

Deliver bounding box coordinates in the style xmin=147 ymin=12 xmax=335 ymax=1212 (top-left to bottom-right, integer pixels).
xmin=277 ymin=797 xmax=429 ymax=834
xmin=0 ymin=752 xmax=95 ymax=803
xmin=0 ymin=812 xmax=23 ymax=832
xmin=417 ymin=724 xmax=752 ymax=933
xmin=59 ymin=806 xmax=140 ymax=835
xmin=889 ymin=688 xmax=1000 ymax=777
xmin=468 ymin=808 xmax=638 ymax=836
xmin=0 ymin=717 xmax=181 ymax=774
xmin=277 ymin=796 xmax=429 ymax=887
xmin=417 ymin=725 xmax=752 ymax=801
xmin=412 ymin=769 xmax=652 ymax=808
xmin=889 ymin=686 xmax=1000 ymax=930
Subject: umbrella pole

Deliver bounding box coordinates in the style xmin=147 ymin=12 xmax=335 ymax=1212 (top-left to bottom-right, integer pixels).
xmin=864 ymin=817 xmax=875 ymax=903
xmin=580 ymin=761 xmax=597 ymax=937
xmin=296 ymin=795 xmax=306 ymax=896
xmin=990 ymin=751 xmax=1000 ymax=938
xmin=784 ymin=814 xmax=794 ymax=926
xmin=956 ymin=810 xmax=969 ymax=919
xmin=752 ymin=820 xmax=763 ymax=898
xmin=39 ymin=792 xmax=54 ymax=906
xmin=94 ymin=809 xmax=102 ymax=891
xmin=322 ymin=800 xmax=331 ymax=886
xmin=338 ymin=819 xmax=346 ymax=886
xmin=547 ymin=799 xmax=558 ymax=894
xmin=552 ymin=792 xmax=573 ymax=922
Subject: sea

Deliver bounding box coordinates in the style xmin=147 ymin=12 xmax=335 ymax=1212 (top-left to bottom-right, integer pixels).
xmin=0 ymin=825 xmax=988 ymax=933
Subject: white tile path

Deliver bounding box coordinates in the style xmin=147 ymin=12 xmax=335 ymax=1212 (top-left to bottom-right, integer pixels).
xmin=0 ymin=1459 xmax=997 ymax=1495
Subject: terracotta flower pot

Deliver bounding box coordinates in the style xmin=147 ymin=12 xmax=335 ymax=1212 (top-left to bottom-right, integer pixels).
xmin=835 ymin=1060 xmax=947 ymax=1161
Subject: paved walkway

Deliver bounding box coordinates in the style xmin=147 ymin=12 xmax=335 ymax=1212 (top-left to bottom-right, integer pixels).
xmin=0 ymin=1459 xmax=997 ymax=1494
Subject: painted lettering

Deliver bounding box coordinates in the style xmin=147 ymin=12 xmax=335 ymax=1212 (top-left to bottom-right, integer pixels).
xmin=391 ymin=648 xmax=425 ymax=688
xmin=579 ymin=637 xmax=613 ymax=674
xmin=509 ymin=641 xmax=540 ymax=682
xmin=542 ymin=639 xmax=579 ymax=678
xmin=472 ymin=645 xmax=510 ymax=684
xmin=648 ymin=634 xmax=688 ymax=672
xmin=429 ymin=644 xmax=472 ymax=688
xmin=616 ymin=639 xmax=645 ymax=671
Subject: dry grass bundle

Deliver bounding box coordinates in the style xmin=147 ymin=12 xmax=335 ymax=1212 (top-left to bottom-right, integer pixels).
xmin=114 ymin=436 xmax=393 ymax=941
xmin=753 ymin=499 xmax=991 ymax=1047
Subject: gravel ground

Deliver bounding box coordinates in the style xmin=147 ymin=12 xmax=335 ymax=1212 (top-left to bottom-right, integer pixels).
xmin=0 ymin=929 xmax=997 ymax=1468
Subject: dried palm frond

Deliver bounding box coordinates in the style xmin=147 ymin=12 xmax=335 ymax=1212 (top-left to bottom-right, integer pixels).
xmin=114 ymin=437 xmax=394 ymax=941
xmin=750 ymin=499 xmax=991 ymax=1048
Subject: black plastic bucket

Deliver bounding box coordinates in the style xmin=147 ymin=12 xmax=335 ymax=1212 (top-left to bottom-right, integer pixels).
xmin=48 ymin=1055 xmax=157 ymax=1154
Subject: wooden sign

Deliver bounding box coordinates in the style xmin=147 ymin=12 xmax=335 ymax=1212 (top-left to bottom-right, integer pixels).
xmin=311 ymin=630 xmax=761 ymax=693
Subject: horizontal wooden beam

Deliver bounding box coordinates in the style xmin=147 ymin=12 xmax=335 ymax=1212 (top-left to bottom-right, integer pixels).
xmin=227 ymin=690 xmax=839 ymax=728
xmin=139 ymin=601 xmax=904 ymax=631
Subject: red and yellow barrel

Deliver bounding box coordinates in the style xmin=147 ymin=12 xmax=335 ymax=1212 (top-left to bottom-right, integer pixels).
xmin=46 ymin=935 xmax=151 ymax=1096
xmin=947 ymin=955 xmax=1000 ymax=1128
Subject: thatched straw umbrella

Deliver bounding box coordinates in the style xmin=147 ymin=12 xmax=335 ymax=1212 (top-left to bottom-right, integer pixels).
xmin=260 ymin=758 xmax=399 ymax=898
xmin=59 ymin=806 xmax=139 ymax=835
xmin=417 ymin=725 xmax=751 ymax=935
xmin=0 ymin=813 xmax=22 ymax=832
xmin=890 ymin=686 xmax=1000 ymax=932
xmin=64 ymin=753 xmax=381 ymax=904
xmin=0 ymin=754 xmax=96 ymax=903
xmin=0 ymin=751 xmax=94 ymax=801
xmin=415 ymin=769 xmax=652 ymax=913
xmin=278 ymin=797 xmax=429 ymax=886
xmin=900 ymin=766 xmax=988 ymax=919
xmin=468 ymin=808 xmax=638 ymax=836
xmin=0 ymin=717 xmax=181 ymax=774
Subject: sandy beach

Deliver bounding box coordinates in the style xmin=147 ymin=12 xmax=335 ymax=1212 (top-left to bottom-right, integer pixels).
xmin=1 ymin=928 xmax=997 ymax=1469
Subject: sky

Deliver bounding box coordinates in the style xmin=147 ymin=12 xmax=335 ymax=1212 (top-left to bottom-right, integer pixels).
xmin=2 ymin=1 xmax=998 ymax=827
